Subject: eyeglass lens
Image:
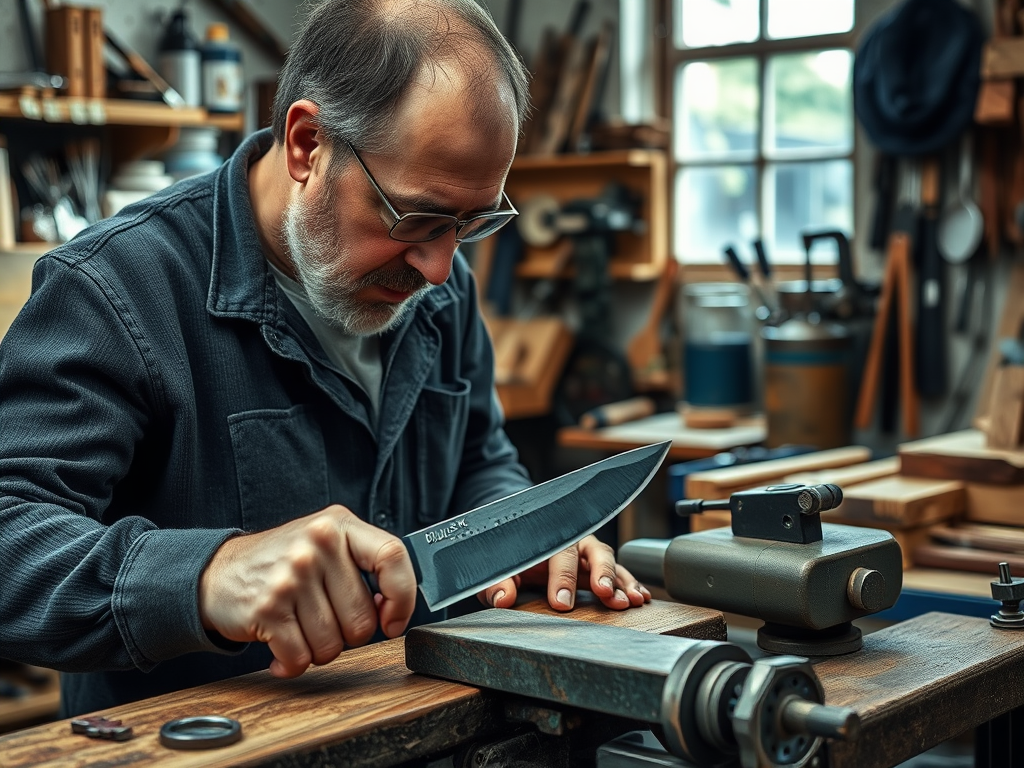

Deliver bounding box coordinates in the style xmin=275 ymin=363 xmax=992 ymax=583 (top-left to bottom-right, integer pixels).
xmin=390 ymin=211 xmax=517 ymax=243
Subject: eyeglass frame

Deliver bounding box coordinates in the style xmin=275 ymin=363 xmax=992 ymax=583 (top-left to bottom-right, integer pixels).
xmin=344 ymin=140 xmax=518 ymax=244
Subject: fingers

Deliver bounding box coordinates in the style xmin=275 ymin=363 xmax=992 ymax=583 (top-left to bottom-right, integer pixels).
xmin=578 ymin=536 xmax=618 ymax=600
xmin=545 ymin=543 xmax=580 ymax=611
xmin=340 ymin=513 xmax=418 ymax=638
xmin=199 ymin=504 xmax=420 ymax=680
xmin=478 ymin=576 xmax=518 ymax=608
xmin=578 ymin=536 xmax=650 ymax=611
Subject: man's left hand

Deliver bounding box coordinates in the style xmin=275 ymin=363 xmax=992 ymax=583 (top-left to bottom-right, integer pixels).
xmin=477 ymin=534 xmax=651 ymax=611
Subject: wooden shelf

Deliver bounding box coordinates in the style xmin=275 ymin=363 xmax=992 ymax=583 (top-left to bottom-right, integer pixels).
xmin=0 ymin=94 xmax=243 ymax=131
xmin=0 ymin=94 xmax=244 ymax=164
xmin=0 ymin=667 xmax=59 ymax=733
xmin=505 ymin=149 xmax=669 ymax=281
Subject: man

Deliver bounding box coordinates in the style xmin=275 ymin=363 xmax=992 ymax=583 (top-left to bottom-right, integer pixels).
xmin=0 ymin=0 xmax=650 ymax=717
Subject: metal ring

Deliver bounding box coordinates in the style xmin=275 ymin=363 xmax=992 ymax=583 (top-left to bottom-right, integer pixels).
xmin=159 ymin=716 xmax=242 ymax=750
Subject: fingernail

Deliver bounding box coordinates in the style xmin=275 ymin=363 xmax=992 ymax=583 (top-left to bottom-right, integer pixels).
xmin=491 ymin=590 xmax=506 ymax=607
xmin=599 ymin=576 xmax=614 ymax=590
xmin=615 ymin=589 xmax=627 ymax=602
xmin=557 ymin=588 xmax=573 ymax=607
xmin=385 ymin=621 xmax=404 ymax=637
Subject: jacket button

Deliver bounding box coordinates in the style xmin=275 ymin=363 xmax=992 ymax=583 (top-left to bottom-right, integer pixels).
xmin=375 ymin=512 xmax=389 ymax=528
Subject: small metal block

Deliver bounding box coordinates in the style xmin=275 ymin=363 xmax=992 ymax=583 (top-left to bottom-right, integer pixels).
xmin=71 ymin=716 xmax=134 ymax=741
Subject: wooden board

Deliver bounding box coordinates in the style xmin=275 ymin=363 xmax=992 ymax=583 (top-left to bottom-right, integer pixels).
xmin=982 ymin=36 xmax=1024 ymax=78
xmin=821 ymin=612 xmax=1024 ymax=768
xmin=912 ymin=543 xmax=1024 ymax=575
xmin=0 ymin=597 xmax=725 ymax=767
xmin=899 ymin=429 xmax=1024 ymax=485
xmin=901 ymin=567 xmax=996 ymax=599
xmin=486 ymin=316 xmax=573 ymax=420
xmin=836 ymin=476 xmax=966 ymax=526
xmin=0 ymin=250 xmax=42 ymax=340
xmin=930 ymin=522 xmax=1024 ymax=554
xmin=0 ymin=667 xmax=59 ymax=733
xmin=684 ymin=446 xmax=872 ymax=501
xmin=965 ymin=481 xmax=1024 ymax=526
xmin=556 ymin=412 xmax=766 ymax=461
xmin=783 ymin=456 xmax=901 ymax=488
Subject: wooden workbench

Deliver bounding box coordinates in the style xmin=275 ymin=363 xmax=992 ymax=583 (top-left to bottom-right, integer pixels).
xmin=1 ymin=603 xmax=1022 ymax=767
xmin=0 ymin=596 xmax=724 ymax=767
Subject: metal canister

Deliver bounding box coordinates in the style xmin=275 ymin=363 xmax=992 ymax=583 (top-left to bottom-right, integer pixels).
xmin=761 ymin=318 xmax=851 ymax=449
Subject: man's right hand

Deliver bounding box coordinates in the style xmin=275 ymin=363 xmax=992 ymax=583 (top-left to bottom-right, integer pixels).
xmin=198 ymin=504 xmax=417 ymax=678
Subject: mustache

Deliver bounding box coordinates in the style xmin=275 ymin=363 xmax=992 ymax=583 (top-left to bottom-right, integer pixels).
xmin=364 ymin=263 xmax=430 ymax=294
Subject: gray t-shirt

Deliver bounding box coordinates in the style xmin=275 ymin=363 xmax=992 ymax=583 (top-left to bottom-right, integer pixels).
xmin=268 ymin=261 xmax=382 ymax=418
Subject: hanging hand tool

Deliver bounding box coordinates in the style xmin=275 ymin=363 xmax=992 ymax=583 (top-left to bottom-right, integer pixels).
xmin=915 ymin=156 xmax=948 ymax=397
xmin=855 ymin=161 xmax=919 ymax=437
xmin=722 ymin=245 xmax=775 ymax=321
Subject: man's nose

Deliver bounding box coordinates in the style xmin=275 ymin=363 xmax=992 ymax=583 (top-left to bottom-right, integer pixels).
xmin=405 ymin=231 xmax=457 ymax=286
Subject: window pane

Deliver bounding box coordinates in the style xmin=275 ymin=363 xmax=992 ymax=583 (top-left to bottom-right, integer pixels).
xmin=764 ymin=160 xmax=853 ymax=263
xmin=675 ymin=0 xmax=758 ymax=48
xmin=767 ymin=0 xmax=855 ymax=39
xmin=764 ymin=50 xmax=853 ymax=158
xmin=675 ymin=165 xmax=758 ymax=263
xmin=675 ymin=58 xmax=759 ymax=162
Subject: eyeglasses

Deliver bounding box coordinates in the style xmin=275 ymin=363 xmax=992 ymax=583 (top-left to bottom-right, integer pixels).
xmin=345 ymin=141 xmax=518 ymax=244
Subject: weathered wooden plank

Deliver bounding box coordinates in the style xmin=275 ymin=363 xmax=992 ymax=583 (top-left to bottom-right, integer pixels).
xmin=821 ymin=612 xmax=1024 ymax=768
xmin=899 ymin=430 xmax=1024 ymax=485
xmin=0 ymin=598 xmax=724 ymax=767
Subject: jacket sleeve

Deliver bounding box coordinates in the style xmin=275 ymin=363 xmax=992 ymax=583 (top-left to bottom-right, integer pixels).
xmin=0 ymin=254 xmax=243 ymax=673
xmin=446 ymin=255 xmax=532 ymax=515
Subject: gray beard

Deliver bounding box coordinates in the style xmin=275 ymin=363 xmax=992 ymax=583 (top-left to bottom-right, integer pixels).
xmin=282 ymin=195 xmax=430 ymax=336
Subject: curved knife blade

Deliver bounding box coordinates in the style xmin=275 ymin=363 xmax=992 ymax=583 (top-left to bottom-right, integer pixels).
xmin=407 ymin=440 xmax=671 ymax=611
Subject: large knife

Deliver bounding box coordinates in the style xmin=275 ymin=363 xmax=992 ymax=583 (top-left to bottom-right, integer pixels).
xmin=398 ymin=440 xmax=671 ymax=611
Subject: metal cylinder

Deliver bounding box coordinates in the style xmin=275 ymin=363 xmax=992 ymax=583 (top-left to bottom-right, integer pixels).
xmin=406 ymin=610 xmax=859 ymax=768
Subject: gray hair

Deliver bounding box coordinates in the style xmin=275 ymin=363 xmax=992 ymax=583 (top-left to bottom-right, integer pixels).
xmin=271 ymin=0 xmax=531 ymax=157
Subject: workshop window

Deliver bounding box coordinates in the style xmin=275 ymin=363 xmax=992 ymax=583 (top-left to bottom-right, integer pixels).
xmin=663 ymin=0 xmax=856 ymax=265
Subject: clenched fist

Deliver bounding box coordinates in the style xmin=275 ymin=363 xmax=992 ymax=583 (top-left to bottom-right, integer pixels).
xmin=198 ymin=505 xmax=417 ymax=678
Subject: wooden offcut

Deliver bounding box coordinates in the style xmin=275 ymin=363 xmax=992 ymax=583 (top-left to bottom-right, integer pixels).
xmin=899 ymin=429 xmax=1024 ymax=485
xmin=783 ymin=456 xmax=901 ymax=488
xmin=836 ymin=476 xmax=966 ymax=526
xmin=684 ymin=445 xmax=872 ymax=501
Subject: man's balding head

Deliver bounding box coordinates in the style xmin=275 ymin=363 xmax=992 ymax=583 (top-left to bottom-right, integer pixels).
xmin=271 ymin=0 xmax=530 ymax=156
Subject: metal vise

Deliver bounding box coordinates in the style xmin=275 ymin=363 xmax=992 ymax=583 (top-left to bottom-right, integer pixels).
xmin=619 ymin=483 xmax=903 ymax=655
xmin=406 ymin=609 xmax=859 ymax=768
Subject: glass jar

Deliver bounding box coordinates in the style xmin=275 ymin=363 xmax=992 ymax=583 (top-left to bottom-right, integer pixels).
xmin=680 ymin=282 xmax=755 ymax=409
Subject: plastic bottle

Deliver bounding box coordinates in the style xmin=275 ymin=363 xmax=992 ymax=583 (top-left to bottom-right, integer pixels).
xmin=201 ymin=22 xmax=243 ymax=113
xmin=158 ymin=4 xmax=202 ymax=107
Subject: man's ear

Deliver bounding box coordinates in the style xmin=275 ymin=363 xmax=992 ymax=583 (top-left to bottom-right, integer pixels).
xmin=283 ymin=100 xmax=324 ymax=184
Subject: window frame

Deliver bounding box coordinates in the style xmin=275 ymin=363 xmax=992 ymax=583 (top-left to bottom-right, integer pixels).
xmin=655 ymin=0 xmax=859 ymax=266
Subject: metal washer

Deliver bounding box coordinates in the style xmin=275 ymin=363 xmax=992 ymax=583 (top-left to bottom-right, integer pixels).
xmin=160 ymin=716 xmax=242 ymax=750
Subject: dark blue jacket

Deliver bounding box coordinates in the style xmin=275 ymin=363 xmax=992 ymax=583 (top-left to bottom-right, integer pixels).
xmin=0 ymin=129 xmax=530 ymax=716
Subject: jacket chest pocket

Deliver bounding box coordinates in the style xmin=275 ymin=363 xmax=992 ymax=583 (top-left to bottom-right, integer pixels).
xmin=412 ymin=378 xmax=471 ymax=524
xmin=228 ymin=405 xmax=330 ymax=532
